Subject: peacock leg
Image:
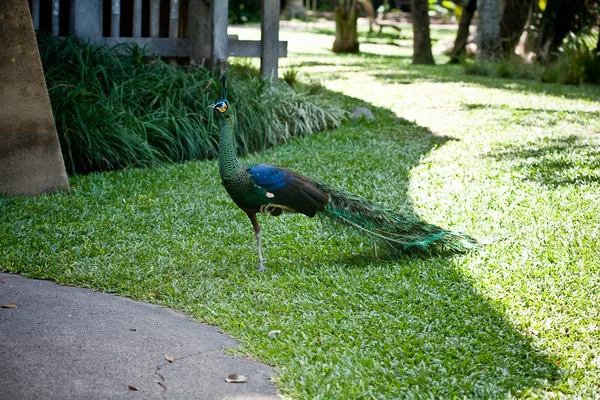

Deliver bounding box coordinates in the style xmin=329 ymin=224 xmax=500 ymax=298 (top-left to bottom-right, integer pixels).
xmin=247 ymin=213 xmax=267 ymax=272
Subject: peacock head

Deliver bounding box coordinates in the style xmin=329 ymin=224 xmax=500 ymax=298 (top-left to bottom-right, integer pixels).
xmin=208 ymin=99 xmax=230 ymax=114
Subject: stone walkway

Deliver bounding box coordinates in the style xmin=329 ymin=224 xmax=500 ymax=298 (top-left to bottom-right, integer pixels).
xmin=0 ymin=272 xmax=278 ymax=399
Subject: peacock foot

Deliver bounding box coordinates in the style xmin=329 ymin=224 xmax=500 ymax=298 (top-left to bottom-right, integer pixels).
xmin=257 ymin=258 xmax=267 ymax=272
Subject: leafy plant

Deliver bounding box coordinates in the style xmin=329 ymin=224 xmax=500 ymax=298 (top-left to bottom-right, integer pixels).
xmin=282 ymin=64 xmax=301 ymax=86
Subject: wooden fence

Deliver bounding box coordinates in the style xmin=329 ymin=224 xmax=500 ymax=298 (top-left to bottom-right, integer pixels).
xmin=29 ymin=0 xmax=287 ymax=79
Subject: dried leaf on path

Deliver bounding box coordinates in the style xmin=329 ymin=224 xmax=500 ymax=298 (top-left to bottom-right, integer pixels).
xmin=225 ymin=373 xmax=247 ymax=383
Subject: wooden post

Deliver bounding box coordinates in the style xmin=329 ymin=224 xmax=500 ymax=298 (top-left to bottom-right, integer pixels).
xmin=51 ymin=0 xmax=60 ymax=35
xmin=261 ymin=0 xmax=280 ymax=81
xmin=70 ymin=0 xmax=102 ymax=39
xmin=150 ymin=0 xmax=160 ymax=37
xmin=133 ymin=0 xmax=142 ymax=37
xmin=169 ymin=0 xmax=179 ymax=38
xmin=188 ymin=0 xmax=209 ymax=65
xmin=111 ymin=0 xmax=120 ymax=37
xmin=211 ymin=0 xmax=228 ymax=69
xmin=188 ymin=0 xmax=212 ymax=67
xmin=31 ymin=0 xmax=40 ymax=29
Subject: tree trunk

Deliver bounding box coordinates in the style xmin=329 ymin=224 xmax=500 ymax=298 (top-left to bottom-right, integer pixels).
xmin=448 ymin=0 xmax=477 ymax=63
xmin=536 ymin=0 xmax=586 ymax=61
xmin=410 ymin=0 xmax=435 ymax=64
xmin=477 ymin=0 xmax=501 ymax=60
xmin=515 ymin=0 xmax=540 ymax=57
xmin=332 ymin=0 xmax=360 ymax=53
xmin=281 ymin=0 xmax=307 ymax=20
xmin=499 ymin=0 xmax=533 ymax=57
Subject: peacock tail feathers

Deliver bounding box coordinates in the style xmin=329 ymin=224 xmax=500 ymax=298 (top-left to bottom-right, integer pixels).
xmin=311 ymin=181 xmax=478 ymax=256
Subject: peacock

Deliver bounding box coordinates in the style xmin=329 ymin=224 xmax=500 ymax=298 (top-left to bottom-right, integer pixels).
xmin=208 ymin=91 xmax=477 ymax=271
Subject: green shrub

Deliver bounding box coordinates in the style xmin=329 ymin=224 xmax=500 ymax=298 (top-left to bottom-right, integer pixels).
xmin=462 ymin=49 xmax=600 ymax=85
xmin=496 ymin=61 xmax=512 ymax=78
xmin=282 ymin=65 xmax=300 ymax=87
xmin=463 ymin=61 xmax=490 ymax=76
xmin=38 ymin=34 xmax=346 ymax=175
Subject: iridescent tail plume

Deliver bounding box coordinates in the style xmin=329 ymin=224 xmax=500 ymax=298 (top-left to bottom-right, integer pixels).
xmin=313 ymin=182 xmax=478 ymax=256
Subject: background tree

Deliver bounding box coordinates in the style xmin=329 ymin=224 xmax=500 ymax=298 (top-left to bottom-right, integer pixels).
xmin=332 ymin=0 xmax=361 ymax=53
xmin=448 ymin=0 xmax=477 ymax=63
xmin=282 ymin=0 xmax=307 ymax=20
xmin=535 ymin=0 xmax=586 ymax=61
xmin=499 ymin=0 xmax=533 ymax=56
xmin=477 ymin=0 xmax=501 ymax=60
xmin=411 ymin=0 xmax=435 ymax=64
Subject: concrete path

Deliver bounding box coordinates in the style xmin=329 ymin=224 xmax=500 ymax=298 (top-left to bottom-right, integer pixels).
xmin=0 ymin=272 xmax=278 ymax=400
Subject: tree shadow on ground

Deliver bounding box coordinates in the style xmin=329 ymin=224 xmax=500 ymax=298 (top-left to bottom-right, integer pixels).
xmin=266 ymin=91 xmax=560 ymax=396
xmin=322 ymin=252 xmax=559 ymax=397
xmin=460 ymin=103 xmax=600 ymax=129
xmin=488 ymin=135 xmax=600 ymax=187
xmin=461 ymin=103 xmax=600 ymax=119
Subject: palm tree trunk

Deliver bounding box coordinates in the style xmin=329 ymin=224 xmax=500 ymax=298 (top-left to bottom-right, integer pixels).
xmin=410 ymin=0 xmax=435 ymax=64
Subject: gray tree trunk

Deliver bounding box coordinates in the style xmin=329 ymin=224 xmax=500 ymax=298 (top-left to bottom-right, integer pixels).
xmin=281 ymin=0 xmax=307 ymax=20
xmin=410 ymin=0 xmax=435 ymax=64
xmin=477 ymin=0 xmax=501 ymax=60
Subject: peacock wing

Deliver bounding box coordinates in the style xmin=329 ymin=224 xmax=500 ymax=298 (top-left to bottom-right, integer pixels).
xmin=247 ymin=163 xmax=329 ymax=217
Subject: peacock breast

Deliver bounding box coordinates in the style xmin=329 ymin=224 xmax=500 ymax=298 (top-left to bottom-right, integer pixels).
xmin=221 ymin=173 xmax=268 ymax=211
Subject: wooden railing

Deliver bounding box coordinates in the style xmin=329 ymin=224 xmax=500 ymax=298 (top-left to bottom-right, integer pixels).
xmin=30 ymin=0 xmax=287 ymax=79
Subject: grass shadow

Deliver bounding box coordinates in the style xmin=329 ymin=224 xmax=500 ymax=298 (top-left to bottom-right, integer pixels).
xmin=323 ymin=252 xmax=559 ymax=396
xmin=462 ymin=103 xmax=600 ymax=119
xmin=489 ymin=135 xmax=600 ymax=187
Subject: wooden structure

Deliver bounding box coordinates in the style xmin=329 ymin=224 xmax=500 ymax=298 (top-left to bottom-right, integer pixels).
xmin=29 ymin=0 xmax=287 ymax=79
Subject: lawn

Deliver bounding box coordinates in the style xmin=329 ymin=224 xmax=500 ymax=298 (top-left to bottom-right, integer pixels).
xmin=2 ymin=24 xmax=600 ymax=398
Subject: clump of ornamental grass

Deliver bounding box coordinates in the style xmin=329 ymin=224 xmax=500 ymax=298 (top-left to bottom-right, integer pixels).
xmin=38 ymin=33 xmax=346 ymax=174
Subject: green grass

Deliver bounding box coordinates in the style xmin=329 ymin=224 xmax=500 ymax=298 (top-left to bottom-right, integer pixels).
xmin=2 ymin=26 xmax=600 ymax=398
